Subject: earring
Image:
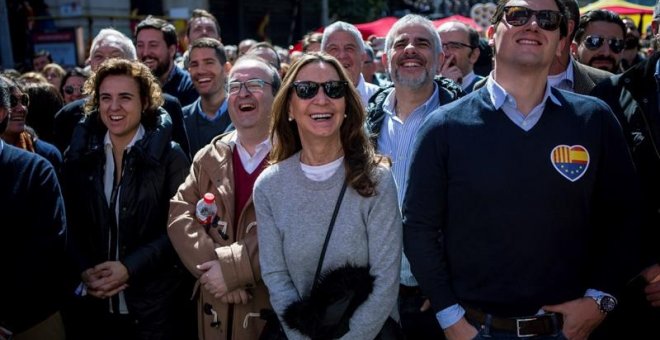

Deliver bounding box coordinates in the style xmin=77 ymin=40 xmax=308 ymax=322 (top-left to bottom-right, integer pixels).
xmin=288 ymin=116 xmax=293 ymax=122
xmin=344 ymin=114 xmax=347 ymax=118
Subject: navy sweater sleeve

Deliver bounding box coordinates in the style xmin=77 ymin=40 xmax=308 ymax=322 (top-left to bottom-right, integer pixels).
xmin=402 ymin=108 xmax=456 ymax=312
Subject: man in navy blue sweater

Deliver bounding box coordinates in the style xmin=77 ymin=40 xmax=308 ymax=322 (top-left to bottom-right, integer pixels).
xmin=0 ymin=76 xmax=69 ymax=339
xmin=403 ymin=0 xmax=644 ymax=339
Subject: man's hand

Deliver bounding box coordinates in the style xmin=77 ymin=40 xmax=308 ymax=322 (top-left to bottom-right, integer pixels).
xmin=443 ymin=317 xmax=479 ymax=340
xmin=220 ymin=289 xmax=252 ymax=304
xmin=439 ymin=55 xmax=464 ymax=84
xmin=420 ymin=299 xmax=431 ymax=312
xmin=198 ymin=260 xmax=227 ymax=298
xmin=642 ymin=264 xmax=660 ymax=307
xmin=543 ymin=297 xmax=605 ymax=340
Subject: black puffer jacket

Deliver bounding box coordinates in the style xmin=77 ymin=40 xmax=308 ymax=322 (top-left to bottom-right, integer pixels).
xmin=365 ymin=76 xmax=464 ymax=147
xmin=62 ymin=108 xmax=191 ymax=338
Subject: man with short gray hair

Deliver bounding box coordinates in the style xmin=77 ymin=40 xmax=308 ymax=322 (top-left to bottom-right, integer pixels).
xmin=366 ymin=13 xmax=463 ymax=340
xmin=322 ymin=21 xmax=380 ymax=107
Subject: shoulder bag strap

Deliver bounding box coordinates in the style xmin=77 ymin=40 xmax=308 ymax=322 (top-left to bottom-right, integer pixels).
xmin=311 ymin=181 xmax=348 ymax=292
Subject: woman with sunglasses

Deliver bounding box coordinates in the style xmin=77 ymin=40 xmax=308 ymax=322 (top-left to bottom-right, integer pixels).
xmin=61 ymin=59 xmax=193 ymax=339
xmin=60 ymin=67 xmax=90 ymax=104
xmin=254 ymin=53 xmax=402 ymax=339
xmin=0 ymin=76 xmax=63 ymax=172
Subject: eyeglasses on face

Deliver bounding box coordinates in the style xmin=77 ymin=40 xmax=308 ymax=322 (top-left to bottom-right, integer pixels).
xmin=502 ymin=6 xmax=563 ymax=31
xmin=64 ymin=85 xmax=83 ymax=95
xmin=10 ymin=93 xmax=29 ymax=108
xmin=290 ymin=80 xmax=348 ymax=100
xmin=442 ymin=41 xmax=475 ymax=51
xmin=227 ymin=79 xmax=272 ymax=95
xmin=582 ymin=35 xmax=625 ymax=53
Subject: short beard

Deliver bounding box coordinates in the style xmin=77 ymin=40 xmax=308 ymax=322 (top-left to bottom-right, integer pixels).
xmin=152 ymin=59 xmax=172 ymax=79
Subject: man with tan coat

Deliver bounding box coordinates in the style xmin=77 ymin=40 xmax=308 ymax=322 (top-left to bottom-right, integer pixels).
xmin=168 ymin=56 xmax=281 ymax=339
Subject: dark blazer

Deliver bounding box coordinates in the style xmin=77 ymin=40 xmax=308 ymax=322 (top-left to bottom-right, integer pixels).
xmin=572 ymin=60 xmax=613 ymax=95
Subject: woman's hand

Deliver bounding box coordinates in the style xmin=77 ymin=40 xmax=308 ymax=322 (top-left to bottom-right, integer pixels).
xmin=84 ymin=261 xmax=130 ymax=298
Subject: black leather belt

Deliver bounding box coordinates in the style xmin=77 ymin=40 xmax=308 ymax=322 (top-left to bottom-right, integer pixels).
xmin=465 ymin=307 xmax=563 ymax=338
xmin=398 ymin=284 xmax=422 ymax=298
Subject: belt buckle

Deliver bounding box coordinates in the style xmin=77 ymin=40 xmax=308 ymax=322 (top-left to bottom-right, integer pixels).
xmin=516 ymin=318 xmax=538 ymax=338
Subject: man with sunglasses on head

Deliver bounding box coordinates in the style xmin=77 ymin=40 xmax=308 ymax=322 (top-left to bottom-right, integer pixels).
xmin=620 ymin=17 xmax=645 ymax=71
xmin=183 ymin=38 xmax=233 ymax=157
xmin=403 ymin=0 xmax=643 ymax=339
xmin=169 ymin=56 xmax=280 ymax=339
xmin=590 ymin=1 xmax=660 ymax=338
xmin=547 ymin=0 xmax=613 ymax=95
xmin=365 ymin=14 xmax=463 ymax=340
xmin=572 ymin=10 xmax=626 ymax=74
xmin=437 ymin=21 xmax=483 ymax=93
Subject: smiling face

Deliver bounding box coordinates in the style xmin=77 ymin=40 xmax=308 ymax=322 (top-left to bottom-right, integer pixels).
xmin=386 ymin=23 xmax=441 ymax=90
xmin=289 ymin=61 xmax=346 ymax=148
xmin=188 ymin=47 xmax=227 ymax=97
xmin=98 ymin=75 xmax=144 ymax=145
xmin=90 ymin=39 xmax=129 ymax=72
xmin=63 ymin=75 xmax=86 ymax=103
xmin=136 ymin=28 xmax=176 ymax=79
xmin=227 ymin=60 xmax=275 ymax=136
xmin=6 ymin=88 xmax=28 ymax=135
xmin=323 ymin=30 xmax=364 ymax=85
xmin=488 ymin=0 xmax=563 ymax=73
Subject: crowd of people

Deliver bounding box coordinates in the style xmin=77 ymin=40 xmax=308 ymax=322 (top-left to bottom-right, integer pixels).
xmin=2 ymin=0 xmax=660 ymax=339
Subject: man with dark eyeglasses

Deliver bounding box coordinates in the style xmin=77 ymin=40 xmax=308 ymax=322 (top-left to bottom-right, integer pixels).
xmin=547 ymin=0 xmax=613 ymax=95
xmin=590 ymin=1 xmax=660 ymax=338
xmin=572 ymin=9 xmax=626 ymax=73
xmin=183 ymin=37 xmax=233 ymax=157
xmin=437 ymin=21 xmax=483 ymax=93
xmin=403 ymin=0 xmax=643 ymax=339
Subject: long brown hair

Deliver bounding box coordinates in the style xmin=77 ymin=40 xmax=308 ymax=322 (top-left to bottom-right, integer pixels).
xmin=269 ymin=52 xmax=378 ymax=197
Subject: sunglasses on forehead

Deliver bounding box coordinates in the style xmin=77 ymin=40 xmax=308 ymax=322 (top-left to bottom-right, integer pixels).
xmin=502 ymin=6 xmax=563 ymax=31
xmin=290 ymin=81 xmax=348 ymax=100
xmin=582 ymin=35 xmax=625 ymax=53
xmin=10 ymin=94 xmax=29 ymax=108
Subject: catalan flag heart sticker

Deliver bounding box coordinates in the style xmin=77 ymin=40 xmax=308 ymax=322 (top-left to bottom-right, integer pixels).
xmin=550 ymin=145 xmax=589 ymax=182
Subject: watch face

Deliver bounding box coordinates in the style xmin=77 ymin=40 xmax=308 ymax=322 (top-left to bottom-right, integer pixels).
xmin=600 ymin=296 xmax=617 ymax=312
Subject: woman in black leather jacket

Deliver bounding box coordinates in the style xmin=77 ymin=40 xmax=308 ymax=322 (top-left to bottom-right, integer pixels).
xmin=61 ymin=59 xmax=192 ymax=340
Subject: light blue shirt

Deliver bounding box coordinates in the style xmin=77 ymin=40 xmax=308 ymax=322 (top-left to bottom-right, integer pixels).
xmin=547 ymin=57 xmax=576 ymax=92
xmin=195 ymin=97 xmax=228 ymax=122
xmin=377 ymin=83 xmax=440 ymax=287
xmin=436 ymin=75 xmax=612 ymax=329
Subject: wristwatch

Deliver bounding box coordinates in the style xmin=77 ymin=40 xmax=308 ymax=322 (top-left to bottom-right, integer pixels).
xmin=592 ymin=295 xmax=617 ymax=313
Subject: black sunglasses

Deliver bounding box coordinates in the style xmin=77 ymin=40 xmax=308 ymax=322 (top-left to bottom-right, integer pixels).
xmin=63 ymin=85 xmax=83 ymax=95
xmin=290 ymin=80 xmax=348 ymax=100
xmin=582 ymin=35 xmax=625 ymax=54
xmin=10 ymin=93 xmax=29 ymax=108
xmin=502 ymin=6 xmax=563 ymax=31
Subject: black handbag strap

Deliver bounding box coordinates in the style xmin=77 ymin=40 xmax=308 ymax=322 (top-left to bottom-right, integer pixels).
xmin=311 ymin=181 xmax=348 ymax=292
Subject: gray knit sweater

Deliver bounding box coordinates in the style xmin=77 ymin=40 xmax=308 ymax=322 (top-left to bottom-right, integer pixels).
xmin=254 ymin=153 xmax=402 ymax=340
